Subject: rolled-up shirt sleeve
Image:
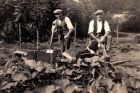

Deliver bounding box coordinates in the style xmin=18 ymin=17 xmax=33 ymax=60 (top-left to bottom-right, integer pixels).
xmin=88 ymin=20 xmax=94 ymax=34
xmin=104 ymin=21 xmax=111 ymax=32
xmin=65 ymin=17 xmax=74 ymax=30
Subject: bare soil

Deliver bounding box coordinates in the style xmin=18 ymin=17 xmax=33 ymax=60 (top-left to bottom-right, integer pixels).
xmin=0 ymin=32 xmax=140 ymax=93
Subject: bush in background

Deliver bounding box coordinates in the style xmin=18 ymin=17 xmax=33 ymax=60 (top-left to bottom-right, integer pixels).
xmin=120 ymin=10 xmax=140 ymax=33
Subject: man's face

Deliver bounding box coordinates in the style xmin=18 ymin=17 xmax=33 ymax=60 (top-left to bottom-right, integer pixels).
xmin=96 ymin=13 xmax=104 ymax=21
xmin=55 ymin=13 xmax=62 ymax=19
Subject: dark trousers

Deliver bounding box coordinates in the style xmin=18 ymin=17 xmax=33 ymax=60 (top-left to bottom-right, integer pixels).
xmin=88 ymin=35 xmax=112 ymax=52
xmin=58 ymin=34 xmax=71 ymax=53
xmin=105 ymin=35 xmax=112 ymax=52
xmin=62 ymin=37 xmax=71 ymax=51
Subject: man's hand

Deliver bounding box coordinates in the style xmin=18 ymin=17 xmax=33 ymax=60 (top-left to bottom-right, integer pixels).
xmin=96 ymin=38 xmax=100 ymax=43
xmin=99 ymin=36 xmax=105 ymax=43
xmin=64 ymin=34 xmax=70 ymax=39
xmin=64 ymin=28 xmax=74 ymax=39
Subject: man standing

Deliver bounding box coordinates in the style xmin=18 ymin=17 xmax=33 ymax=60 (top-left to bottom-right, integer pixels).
xmin=87 ymin=10 xmax=112 ymax=53
xmin=51 ymin=9 xmax=74 ymax=52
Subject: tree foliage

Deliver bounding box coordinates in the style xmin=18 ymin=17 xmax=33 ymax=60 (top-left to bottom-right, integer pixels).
xmin=0 ymin=0 xmax=140 ymax=41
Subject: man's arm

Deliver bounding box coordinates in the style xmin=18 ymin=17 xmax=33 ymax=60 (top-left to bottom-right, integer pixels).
xmin=64 ymin=17 xmax=74 ymax=39
xmin=88 ymin=20 xmax=99 ymax=42
xmin=100 ymin=31 xmax=110 ymax=42
xmin=100 ymin=21 xmax=111 ymax=42
xmin=89 ymin=32 xmax=99 ymax=42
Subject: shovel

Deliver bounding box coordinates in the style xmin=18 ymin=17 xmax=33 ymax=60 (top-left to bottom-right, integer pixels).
xmin=50 ymin=30 xmax=54 ymax=48
xmin=46 ymin=29 xmax=56 ymax=64
xmin=48 ymin=25 xmax=57 ymax=51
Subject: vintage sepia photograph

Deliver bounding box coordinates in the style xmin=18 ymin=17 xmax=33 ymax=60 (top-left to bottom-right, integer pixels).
xmin=0 ymin=0 xmax=140 ymax=93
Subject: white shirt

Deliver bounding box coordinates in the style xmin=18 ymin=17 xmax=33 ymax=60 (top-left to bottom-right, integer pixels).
xmin=52 ymin=17 xmax=74 ymax=31
xmin=88 ymin=20 xmax=111 ymax=34
xmin=64 ymin=17 xmax=74 ymax=30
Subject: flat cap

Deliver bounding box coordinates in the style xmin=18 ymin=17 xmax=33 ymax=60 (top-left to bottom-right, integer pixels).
xmin=53 ymin=9 xmax=63 ymax=14
xmin=94 ymin=10 xmax=104 ymax=15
